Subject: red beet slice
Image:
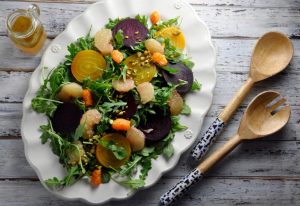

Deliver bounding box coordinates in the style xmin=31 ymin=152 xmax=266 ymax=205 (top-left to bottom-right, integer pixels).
xmin=138 ymin=111 xmax=172 ymax=142
xmin=162 ymin=63 xmax=194 ymax=94
xmin=51 ymin=102 xmax=83 ymax=135
xmin=112 ymin=18 xmax=148 ymax=47
xmin=118 ymin=92 xmax=137 ymax=119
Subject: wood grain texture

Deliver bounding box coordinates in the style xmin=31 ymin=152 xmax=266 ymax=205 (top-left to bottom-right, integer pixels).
xmin=1 ymin=139 xmax=300 ymax=178
xmin=0 ymin=178 xmax=299 ymax=206
xmin=0 ymin=1 xmax=299 ymax=38
xmin=1 ymin=0 xmax=300 ymax=8
xmin=1 ymin=37 xmax=299 ymax=72
xmin=0 ymin=0 xmax=299 ymax=205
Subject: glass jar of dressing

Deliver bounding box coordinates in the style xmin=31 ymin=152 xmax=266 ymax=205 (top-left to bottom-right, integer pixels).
xmin=6 ymin=4 xmax=46 ymax=55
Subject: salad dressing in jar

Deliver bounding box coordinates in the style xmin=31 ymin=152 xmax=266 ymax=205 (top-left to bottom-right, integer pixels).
xmin=6 ymin=4 xmax=46 ymax=55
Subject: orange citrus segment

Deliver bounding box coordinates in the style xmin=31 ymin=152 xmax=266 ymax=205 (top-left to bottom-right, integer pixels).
xmin=156 ymin=26 xmax=185 ymax=49
xmin=71 ymin=50 xmax=106 ymax=82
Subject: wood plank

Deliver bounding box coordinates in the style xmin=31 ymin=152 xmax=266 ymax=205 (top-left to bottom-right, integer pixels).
xmin=0 ymin=178 xmax=299 ymax=206
xmin=0 ymin=36 xmax=299 ymax=72
xmin=0 ymin=37 xmax=50 ymax=71
xmin=0 ymin=71 xmax=31 ymax=103
xmin=188 ymin=0 xmax=300 ymax=7
xmin=0 ymin=103 xmax=22 ymax=137
xmin=0 ymin=1 xmax=299 ymax=38
xmin=1 ymin=0 xmax=299 ymax=8
xmin=0 ymin=139 xmax=300 ymax=178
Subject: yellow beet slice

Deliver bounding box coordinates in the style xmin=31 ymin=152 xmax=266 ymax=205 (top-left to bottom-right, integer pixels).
xmin=96 ymin=133 xmax=131 ymax=169
xmin=156 ymin=26 xmax=185 ymax=49
xmin=124 ymin=53 xmax=157 ymax=85
xmin=71 ymin=50 xmax=106 ymax=82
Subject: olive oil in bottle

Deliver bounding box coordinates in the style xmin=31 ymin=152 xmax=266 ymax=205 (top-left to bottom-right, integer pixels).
xmin=7 ymin=4 xmax=46 ymax=55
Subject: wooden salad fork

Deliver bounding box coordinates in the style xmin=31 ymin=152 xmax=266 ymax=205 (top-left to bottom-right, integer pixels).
xmin=160 ymin=91 xmax=291 ymax=206
xmin=190 ymin=32 xmax=293 ymax=162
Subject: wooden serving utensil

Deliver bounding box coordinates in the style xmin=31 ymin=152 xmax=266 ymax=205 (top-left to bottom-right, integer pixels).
xmin=160 ymin=91 xmax=291 ymax=206
xmin=190 ymin=32 xmax=294 ymax=162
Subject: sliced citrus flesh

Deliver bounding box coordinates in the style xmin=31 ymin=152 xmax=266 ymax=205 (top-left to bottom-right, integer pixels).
xmin=96 ymin=133 xmax=131 ymax=169
xmin=71 ymin=50 xmax=106 ymax=82
xmin=124 ymin=53 xmax=157 ymax=85
xmin=156 ymin=26 xmax=186 ymax=49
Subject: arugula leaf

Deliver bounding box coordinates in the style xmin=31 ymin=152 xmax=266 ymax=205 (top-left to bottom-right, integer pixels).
xmin=39 ymin=124 xmax=65 ymax=157
xmin=44 ymin=177 xmax=63 ymax=188
xmin=101 ymin=101 xmax=127 ymax=112
xmin=135 ymin=14 xmax=148 ymax=27
xmin=154 ymin=132 xmax=174 ymax=154
xmin=130 ymin=42 xmax=146 ymax=52
xmin=181 ymin=58 xmax=195 ymax=69
xmin=171 ymin=116 xmax=188 ymax=132
xmin=48 ymin=65 xmax=71 ymax=93
xmin=153 ymin=84 xmax=176 ymax=114
xmin=153 ymin=17 xmax=179 ymax=30
xmin=101 ymin=170 xmax=111 ymax=183
xmin=105 ymin=17 xmax=122 ymax=29
xmin=32 ymin=98 xmax=60 ymax=117
xmin=191 ymin=80 xmax=202 ymax=91
xmin=119 ymin=155 xmax=142 ymax=176
xmin=83 ymin=78 xmax=113 ymax=99
xmin=73 ymin=123 xmax=85 ymax=141
xmin=40 ymin=124 xmax=51 ymax=144
xmin=120 ymin=65 xmax=127 ymax=81
xmin=139 ymin=147 xmax=155 ymax=157
xmin=117 ymin=178 xmax=145 ymax=190
xmin=65 ymin=33 xmax=95 ymax=66
xmin=139 ymin=157 xmax=152 ymax=180
xmin=99 ymin=140 xmax=128 ymax=160
xmin=114 ymin=29 xmax=124 ymax=49
xmin=160 ymin=66 xmax=178 ymax=74
xmin=163 ymin=38 xmax=182 ymax=62
xmin=181 ymin=103 xmax=191 ymax=115
xmin=45 ymin=166 xmax=82 ymax=188
xmin=162 ymin=143 xmax=174 ymax=159
xmin=31 ymin=66 xmax=68 ymax=117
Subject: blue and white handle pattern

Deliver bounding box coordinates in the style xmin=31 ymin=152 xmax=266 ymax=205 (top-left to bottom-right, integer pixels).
xmin=160 ymin=168 xmax=203 ymax=206
xmin=190 ymin=118 xmax=225 ymax=161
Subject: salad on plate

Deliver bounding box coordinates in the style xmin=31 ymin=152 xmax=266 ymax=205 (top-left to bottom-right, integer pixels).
xmin=31 ymin=11 xmax=201 ymax=190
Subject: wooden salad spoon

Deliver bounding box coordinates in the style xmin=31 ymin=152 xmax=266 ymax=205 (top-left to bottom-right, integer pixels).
xmin=190 ymin=31 xmax=294 ymax=162
xmin=160 ymin=91 xmax=291 ymax=206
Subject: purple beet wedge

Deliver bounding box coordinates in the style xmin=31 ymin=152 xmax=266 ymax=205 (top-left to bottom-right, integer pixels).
xmin=113 ymin=18 xmax=148 ymax=47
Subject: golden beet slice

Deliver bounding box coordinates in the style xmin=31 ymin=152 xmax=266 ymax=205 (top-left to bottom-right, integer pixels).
xmin=156 ymin=26 xmax=185 ymax=49
xmin=71 ymin=50 xmax=106 ymax=82
xmin=96 ymin=133 xmax=131 ymax=169
xmin=124 ymin=53 xmax=157 ymax=85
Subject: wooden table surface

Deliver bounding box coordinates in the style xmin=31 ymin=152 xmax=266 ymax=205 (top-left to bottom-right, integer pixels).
xmin=0 ymin=0 xmax=299 ymax=205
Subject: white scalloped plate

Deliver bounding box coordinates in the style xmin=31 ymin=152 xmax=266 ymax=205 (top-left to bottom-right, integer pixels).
xmin=21 ymin=0 xmax=216 ymax=204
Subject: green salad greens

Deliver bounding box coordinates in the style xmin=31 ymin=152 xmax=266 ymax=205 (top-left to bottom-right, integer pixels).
xmin=31 ymin=12 xmax=201 ymax=190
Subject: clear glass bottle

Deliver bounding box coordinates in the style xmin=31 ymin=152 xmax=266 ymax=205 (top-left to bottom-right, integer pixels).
xmin=6 ymin=4 xmax=46 ymax=55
